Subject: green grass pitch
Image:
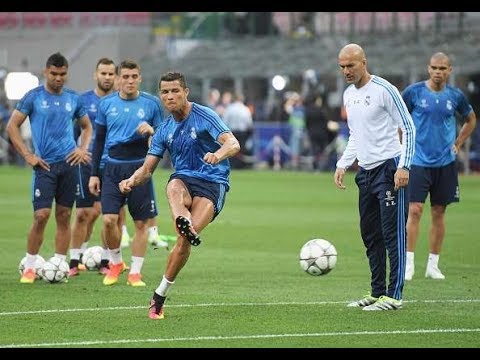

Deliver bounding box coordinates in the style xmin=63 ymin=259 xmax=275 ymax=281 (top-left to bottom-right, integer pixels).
xmin=0 ymin=166 xmax=479 ymax=348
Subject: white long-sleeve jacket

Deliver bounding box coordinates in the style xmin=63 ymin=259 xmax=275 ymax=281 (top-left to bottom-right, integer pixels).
xmin=336 ymin=75 xmax=415 ymax=171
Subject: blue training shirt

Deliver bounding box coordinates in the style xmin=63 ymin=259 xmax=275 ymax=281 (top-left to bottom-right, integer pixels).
xmin=402 ymin=81 xmax=473 ymax=167
xmin=148 ymin=102 xmax=232 ymax=190
xmin=16 ymin=85 xmax=87 ymax=164
xmin=79 ymin=90 xmax=109 ymax=168
xmin=95 ymin=91 xmax=164 ymax=162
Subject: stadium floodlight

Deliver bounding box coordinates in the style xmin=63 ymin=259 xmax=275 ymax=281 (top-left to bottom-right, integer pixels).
xmin=5 ymin=72 xmax=39 ymax=100
xmin=272 ymin=75 xmax=287 ymax=91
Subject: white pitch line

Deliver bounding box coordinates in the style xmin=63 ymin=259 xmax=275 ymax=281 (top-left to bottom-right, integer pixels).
xmin=1 ymin=328 xmax=479 ymax=348
xmin=1 ymin=298 xmax=479 ymax=317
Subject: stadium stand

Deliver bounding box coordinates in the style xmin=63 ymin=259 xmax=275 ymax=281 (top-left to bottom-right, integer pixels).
xmin=0 ymin=12 xmax=19 ymax=29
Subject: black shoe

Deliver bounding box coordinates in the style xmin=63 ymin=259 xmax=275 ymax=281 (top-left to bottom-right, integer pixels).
xmin=176 ymin=216 xmax=201 ymax=246
xmin=69 ymin=259 xmax=80 ymax=268
xmin=149 ymin=293 xmax=165 ymax=320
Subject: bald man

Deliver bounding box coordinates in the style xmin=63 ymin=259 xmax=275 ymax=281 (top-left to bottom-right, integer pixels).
xmin=334 ymin=43 xmax=416 ymax=311
xmin=402 ymin=52 xmax=477 ymax=281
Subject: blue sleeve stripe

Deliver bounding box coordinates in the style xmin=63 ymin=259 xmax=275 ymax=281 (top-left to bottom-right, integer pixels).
xmin=194 ymin=106 xmax=227 ymax=133
xmin=372 ymin=77 xmax=415 ymax=167
xmin=394 ymin=187 xmax=406 ymax=298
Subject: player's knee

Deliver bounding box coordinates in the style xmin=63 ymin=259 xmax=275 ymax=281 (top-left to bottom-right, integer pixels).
xmin=409 ymin=203 xmax=423 ymax=219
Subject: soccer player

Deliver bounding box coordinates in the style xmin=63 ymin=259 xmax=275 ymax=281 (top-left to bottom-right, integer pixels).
xmin=7 ymin=52 xmax=92 ymax=284
xmin=70 ymin=59 xmax=169 ymax=277
xmin=118 ymin=71 xmax=240 ymax=319
xmin=402 ymin=52 xmax=477 ymax=280
xmin=334 ymin=44 xmax=415 ymax=310
xmin=69 ymin=58 xmax=118 ymax=276
xmin=89 ymin=58 xmax=164 ymax=287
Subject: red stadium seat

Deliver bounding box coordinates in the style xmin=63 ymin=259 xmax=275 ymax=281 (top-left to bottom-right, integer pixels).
xmin=375 ymin=12 xmax=393 ymax=32
xmin=0 ymin=12 xmax=19 ymax=28
xmin=124 ymin=12 xmax=151 ymax=26
xmin=334 ymin=12 xmax=351 ymax=34
xmin=22 ymin=12 xmax=47 ymax=28
xmin=79 ymin=12 xmax=94 ymax=26
xmin=50 ymin=12 xmax=73 ymax=27
xmin=355 ymin=12 xmax=372 ymax=33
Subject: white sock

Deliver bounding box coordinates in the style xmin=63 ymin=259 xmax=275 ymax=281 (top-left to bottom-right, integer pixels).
xmin=101 ymin=248 xmax=110 ymax=261
xmin=69 ymin=248 xmax=81 ymax=261
xmin=428 ymin=253 xmax=440 ymax=268
xmin=109 ymin=248 xmax=123 ymax=265
xmin=80 ymin=242 xmax=88 ymax=253
xmin=148 ymin=226 xmax=158 ymax=237
xmin=406 ymin=251 xmax=414 ymax=265
xmin=155 ymin=275 xmax=175 ymax=297
xmin=54 ymin=253 xmax=67 ymax=261
xmin=130 ymin=256 xmax=144 ymax=274
xmin=25 ymin=253 xmax=37 ymax=269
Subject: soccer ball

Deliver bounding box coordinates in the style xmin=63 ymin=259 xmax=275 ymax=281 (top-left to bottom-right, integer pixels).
xmin=81 ymin=246 xmax=103 ymax=270
xmin=18 ymin=255 xmax=45 ymax=279
xmin=299 ymin=238 xmax=337 ymax=276
xmin=41 ymin=256 xmax=70 ymax=283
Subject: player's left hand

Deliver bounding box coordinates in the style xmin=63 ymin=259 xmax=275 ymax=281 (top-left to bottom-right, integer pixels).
xmin=66 ymin=148 xmax=91 ymax=166
xmin=119 ymin=177 xmax=135 ymax=194
xmin=452 ymin=144 xmax=459 ymax=155
xmin=204 ymin=152 xmax=220 ymax=165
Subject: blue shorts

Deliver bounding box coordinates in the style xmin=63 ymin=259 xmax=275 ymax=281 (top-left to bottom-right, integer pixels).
xmin=409 ymin=162 xmax=459 ymax=206
xmin=75 ymin=164 xmax=102 ymax=208
xmin=101 ymin=160 xmax=157 ymax=221
xmin=32 ymin=160 xmax=78 ymax=211
xmin=169 ymin=173 xmax=227 ymax=220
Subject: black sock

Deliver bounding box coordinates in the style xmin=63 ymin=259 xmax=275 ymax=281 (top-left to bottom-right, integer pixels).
xmin=69 ymin=259 xmax=80 ymax=268
xmin=153 ymin=292 xmax=166 ymax=306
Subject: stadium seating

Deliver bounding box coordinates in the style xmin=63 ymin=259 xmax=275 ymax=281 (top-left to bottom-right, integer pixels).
xmin=0 ymin=12 xmax=19 ymax=29
xmin=124 ymin=12 xmax=151 ymax=26
xmin=50 ymin=12 xmax=73 ymax=27
xmin=22 ymin=12 xmax=48 ymax=28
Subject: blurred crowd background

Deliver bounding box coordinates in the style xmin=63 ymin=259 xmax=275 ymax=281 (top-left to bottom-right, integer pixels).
xmin=1 ymin=12 xmax=479 ymax=173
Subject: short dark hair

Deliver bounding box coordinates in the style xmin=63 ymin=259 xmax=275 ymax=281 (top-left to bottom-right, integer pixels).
xmin=96 ymin=57 xmax=115 ymax=69
xmin=46 ymin=52 xmax=68 ymax=68
xmin=117 ymin=58 xmax=140 ymax=74
xmin=158 ymin=71 xmax=187 ymax=89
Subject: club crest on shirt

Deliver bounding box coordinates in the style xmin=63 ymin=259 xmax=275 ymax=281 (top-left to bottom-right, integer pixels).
xmin=446 ymin=100 xmax=453 ymax=110
xmin=420 ymin=99 xmax=429 ymax=108
xmin=65 ymin=103 xmax=72 ymax=112
xmin=137 ymin=108 xmax=145 ymax=119
xmin=190 ymin=127 xmax=197 ymax=139
xmin=364 ymin=96 xmax=371 ymax=106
